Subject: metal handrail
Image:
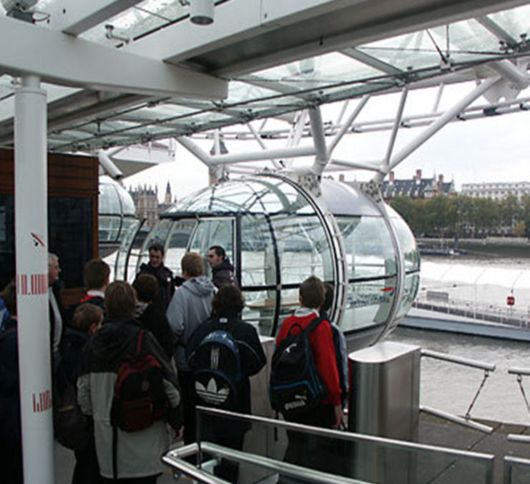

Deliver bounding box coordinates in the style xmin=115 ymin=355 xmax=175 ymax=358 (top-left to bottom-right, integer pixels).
xmin=422 ymin=349 xmax=496 ymax=371
xmin=162 ymin=444 xmax=228 ymax=484
xmin=421 ymin=405 xmax=493 ymax=434
xmin=503 ymin=456 xmax=530 ymax=484
xmin=508 ymin=367 xmax=530 ymax=376
xmin=195 ymin=406 xmax=495 ymax=463
xmin=202 ymin=442 xmax=368 ymax=484
xmin=420 ymin=350 xmax=495 ymax=433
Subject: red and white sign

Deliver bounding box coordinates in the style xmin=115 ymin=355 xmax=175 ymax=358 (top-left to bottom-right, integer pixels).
xmin=507 ymin=295 xmax=515 ymax=306
xmin=17 ymin=273 xmax=48 ymax=296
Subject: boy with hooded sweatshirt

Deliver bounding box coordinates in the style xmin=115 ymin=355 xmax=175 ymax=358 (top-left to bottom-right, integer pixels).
xmin=166 ymin=252 xmax=216 ymax=444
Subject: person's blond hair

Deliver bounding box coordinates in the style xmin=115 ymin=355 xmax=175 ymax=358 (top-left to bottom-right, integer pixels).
xmin=181 ymin=252 xmax=204 ymax=278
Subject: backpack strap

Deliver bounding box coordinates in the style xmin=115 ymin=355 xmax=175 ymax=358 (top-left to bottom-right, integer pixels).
xmin=305 ymin=316 xmax=325 ymax=335
xmin=135 ymin=329 xmax=145 ymax=354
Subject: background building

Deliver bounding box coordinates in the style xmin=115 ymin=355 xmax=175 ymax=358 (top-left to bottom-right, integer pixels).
xmin=461 ymin=181 xmax=530 ymax=200
xmin=129 ymin=181 xmax=177 ymax=227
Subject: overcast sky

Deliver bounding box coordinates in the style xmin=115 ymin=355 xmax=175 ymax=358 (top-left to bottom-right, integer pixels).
xmin=124 ymin=80 xmax=530 ymax=202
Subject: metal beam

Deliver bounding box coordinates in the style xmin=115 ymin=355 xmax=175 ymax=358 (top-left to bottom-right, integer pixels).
xmin=490 ymin=59 xmax=529 ymax=89
xmin=0 ymin=16 xmax=227 ymax=99
xmin=341 ymin=48 xmax=403 ymax=76
xmin=476 ymin=16 xmax=519 ymax=48
xmin=46 ymin=0 xmax=144 ymax=36
xmin=389 ymin=76 xmax=501 ymax=170
xmin=309 ymin=107 xmax=328 ymax=175
xmin=383 ymin=85 xmax=409 ymax=168
xmin=327 ymin=95 xmax=369 ymax=155
xmin=127 ymin=0 xmax=361 ymax=64
xmin=210 ymin=145 xmax=316 ymax=166
xmin=329 ymin=158 xmax=383 ymax=172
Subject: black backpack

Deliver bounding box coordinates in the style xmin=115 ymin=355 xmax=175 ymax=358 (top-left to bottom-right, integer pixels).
xmin=111 ymin=330 xmax=168 ymax=433
xmin=187 ymin=324 xmax=242 ymax=410
xmin=53 ymin=379 xmax=91 ymax=451
xmin=269 ymin=317 xmax=327 ymax=417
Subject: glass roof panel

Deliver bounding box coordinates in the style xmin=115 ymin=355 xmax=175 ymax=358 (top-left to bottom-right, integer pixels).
xmin=82 ymin=0 xmax=188 ymax=45
xmin=358 ymin=20 xmax=502 ymax=71
xmin=487 ymin=5 xmax=530 ymax=43
xmin=225 ymin=81 xmax=287 ymax=104
xmin=245 ymin=52 xmax=382 ymax=91
xmin=429 ymin=19 xmax=502 ymax=61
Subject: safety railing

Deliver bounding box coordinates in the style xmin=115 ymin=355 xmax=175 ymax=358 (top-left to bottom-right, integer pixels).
xmin=503 ymin=456 xmax=530 ymax=484
xmin=162 ymin=405 xmax=496 ymax=484
xmin=421 ymin=349 xmax=496 ymax=433
xmin=506 ymin=366 xmax=530 ymax=444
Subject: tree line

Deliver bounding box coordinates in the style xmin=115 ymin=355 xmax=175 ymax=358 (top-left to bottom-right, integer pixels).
xmin=390 ymin=194 xmax=530 ymax=238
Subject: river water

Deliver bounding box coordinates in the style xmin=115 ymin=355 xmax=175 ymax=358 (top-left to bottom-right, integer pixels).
xmin=395 ymin=253 xmax=530 ymax=424
xmin=388 ymin=326 xmax=530 ymax=425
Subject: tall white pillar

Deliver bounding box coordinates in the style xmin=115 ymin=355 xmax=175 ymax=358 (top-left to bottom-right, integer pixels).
xmin=14 ymin=75 xmax=54 ymax=484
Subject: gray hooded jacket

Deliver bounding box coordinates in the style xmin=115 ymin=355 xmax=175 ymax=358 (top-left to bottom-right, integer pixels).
xmin=166 ymin=275 xmax=216 ymax=370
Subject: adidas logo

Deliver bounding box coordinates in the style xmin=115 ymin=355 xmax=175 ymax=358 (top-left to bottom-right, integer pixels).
xmin=195 ymin=378 xmax=230 ymax=405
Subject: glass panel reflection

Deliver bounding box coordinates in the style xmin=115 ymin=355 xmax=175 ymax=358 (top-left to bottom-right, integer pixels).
xmin=271 ymin=215 xmax=333 ymax=284
xmin=188 ymin=218 xmax=235 ymax=279
xmin=115 ymin=218 xmax=141 ymax=281
xmin=240 ymin=214 xmax=276 ymax=288
xmin=338 ymin=216 xmax=396 ymax=279
xmin=242 ymin=290 xmax=276 ymax=336
xmin=396 ymin=273 xmax=420 ymax=320
xmin=137 ymin=219 xmax=173 ymax=270
xmin=342 ymin=276 xmax=397 ymax=332
xmin=165 ymin=219 xmax=197 ymax=275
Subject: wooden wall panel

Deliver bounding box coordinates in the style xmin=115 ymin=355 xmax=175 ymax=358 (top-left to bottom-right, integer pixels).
xmin=0 ymin=149 xmax=98 ymax=197
xmin=0 ymin=148 xmax=100 ymax=295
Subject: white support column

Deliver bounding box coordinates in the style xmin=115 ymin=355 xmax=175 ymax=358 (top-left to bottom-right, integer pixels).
xmin=375 ymin=86 xmax=409 ymax=183
xmin=175 ymin=136 xmax=213 ymax=167
xmin=433 ymin=82 xmax=445 ymax=112
xmin=210 ymin=145 xmax=315 ymax=165
xmin=389 ymin=77 xmax=500 ymax=170
xmin=327 ymin=95 xmax=369 ymax=156
xmin=309 ymin=107 xmax=328 ymax=176
xmin=15 ymin=75 xmax=54 ymax=484
xmin=491 ymin=60 xmax=529 ymax=89
xmin=98 ymin=149 xmax=124 ymax=181
xmin=247 ymin=123 xmax=283 ymax=169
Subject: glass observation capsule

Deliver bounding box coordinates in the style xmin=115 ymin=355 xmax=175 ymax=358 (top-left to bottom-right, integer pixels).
xmin=116 ymin=173 xmax=419 ymax=346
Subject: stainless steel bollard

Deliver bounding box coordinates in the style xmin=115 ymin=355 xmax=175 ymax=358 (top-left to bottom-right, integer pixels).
xmin=348 ymin=341 xmax=421 ymax=483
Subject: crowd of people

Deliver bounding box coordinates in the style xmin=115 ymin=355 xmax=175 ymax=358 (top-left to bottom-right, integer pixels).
xmin=0 ymin=242 xmax=348 ymax=484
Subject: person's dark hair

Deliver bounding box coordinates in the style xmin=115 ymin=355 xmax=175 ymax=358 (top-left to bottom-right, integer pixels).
xmin=132 ymin=273 xmax=159 ymax=303
xmin=181 ymin=252 xmax=204 ymax=277
xmin=84 ymin=258 xmax=110 ymax=290
xmin=299 ymin=276 xmax=325 ymax=309
xmin=0 ymin=280 xmax=16 ymax=315
xmin=73 ymin=303 xmax=103 ymax=333
xmin=105 ymin=281 xmax=136 ymax=320
xmin=212 ymin=285 xmax=245 ymax=317
xmin=322 ymin=282 xmax=334 ymax=313
xmin=208 ymin=245 xmax=226 ymax=259
xmin=148 ymin=242 xmax=165 ymax=256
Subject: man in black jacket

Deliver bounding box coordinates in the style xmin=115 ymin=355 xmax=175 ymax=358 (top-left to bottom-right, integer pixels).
xmin=207 ymin=245 xmax=237 ymax=288
xmin=138 ymin=242 xmax=174 ymax=310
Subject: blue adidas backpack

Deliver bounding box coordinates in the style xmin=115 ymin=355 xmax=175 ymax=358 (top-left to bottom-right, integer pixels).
xmin=188 ymin=327 xmax=242 ymax=409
